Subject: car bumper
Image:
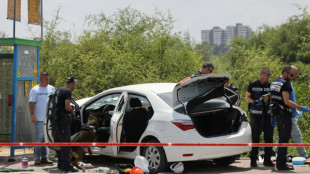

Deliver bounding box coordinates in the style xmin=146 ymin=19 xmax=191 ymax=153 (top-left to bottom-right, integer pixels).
xmin=160 ymin=122 xmax=252 ymax=162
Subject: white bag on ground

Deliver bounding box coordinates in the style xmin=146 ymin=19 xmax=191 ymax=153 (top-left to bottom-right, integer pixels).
xmin=134 ymin=156 xmax=149 ymax=172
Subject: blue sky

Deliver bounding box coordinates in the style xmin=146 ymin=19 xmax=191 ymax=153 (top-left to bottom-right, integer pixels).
xmin=1 ymin=0 xmax=309 ymax=42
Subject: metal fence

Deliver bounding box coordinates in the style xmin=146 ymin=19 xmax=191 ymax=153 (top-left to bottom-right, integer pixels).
xmin=0 ymin=57 xmax=13 ymax=141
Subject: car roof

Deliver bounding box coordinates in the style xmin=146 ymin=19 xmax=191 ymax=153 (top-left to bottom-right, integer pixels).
xmin=108 ymin=83 xmax=176 ymax=94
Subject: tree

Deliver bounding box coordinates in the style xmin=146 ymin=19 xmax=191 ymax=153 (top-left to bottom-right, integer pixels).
xmin=40 ymin=7 xmax=203 ymax=98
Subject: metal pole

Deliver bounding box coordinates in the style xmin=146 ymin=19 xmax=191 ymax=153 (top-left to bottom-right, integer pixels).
xmin=13 ymin=0 xmax=16 ymax=38
xmin=40 ymin=0 xmax=43 ymax=40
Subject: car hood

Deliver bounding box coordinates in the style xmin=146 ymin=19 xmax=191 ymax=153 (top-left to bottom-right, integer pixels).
xmin=173 ymin=73 xmax=231 ymax=114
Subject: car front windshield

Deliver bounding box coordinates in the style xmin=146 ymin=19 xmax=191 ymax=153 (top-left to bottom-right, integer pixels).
xmin=86 ymin=95 xmax=120 ymax=110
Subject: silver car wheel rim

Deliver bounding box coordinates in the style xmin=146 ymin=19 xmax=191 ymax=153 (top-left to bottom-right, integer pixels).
xmin=145 ymin=146 xmax=161 ymax=168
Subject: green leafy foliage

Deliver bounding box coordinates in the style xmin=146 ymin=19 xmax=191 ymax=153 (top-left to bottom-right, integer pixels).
xmin=40 ymin=7 xmax=203 ymax=99
xmin=211 ymin=8 xmax=310 ymax=156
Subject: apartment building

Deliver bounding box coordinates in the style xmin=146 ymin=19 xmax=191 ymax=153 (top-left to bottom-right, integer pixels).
xmin=201 ymin=23 xmax=250 ymax=45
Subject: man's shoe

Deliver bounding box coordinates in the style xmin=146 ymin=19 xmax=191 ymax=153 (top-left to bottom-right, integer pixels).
xmin=62 ymin=167 xmax=78 ymax=173
xmin=277 ymin=164 xmax=294 ymax=170
xmin=57 ymin=164 xmax=62 ymax=170
xmin=40 ymin=158 xmax=53 ymax=164
xmin=34 ymin=159 xmax=41 ymax=165
xmin=250 ymin=160 xmax=258 ymax=167
xmin=263 ymin=160 xmax=275 ymax=167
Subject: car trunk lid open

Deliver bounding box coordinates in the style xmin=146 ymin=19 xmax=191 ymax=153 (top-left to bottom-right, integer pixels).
xmin=173 ymin=74 xmax=243 ymax=137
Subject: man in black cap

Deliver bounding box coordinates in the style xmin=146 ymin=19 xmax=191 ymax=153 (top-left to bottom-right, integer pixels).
xmin=53 ymin=76 xmax=78 ymax=173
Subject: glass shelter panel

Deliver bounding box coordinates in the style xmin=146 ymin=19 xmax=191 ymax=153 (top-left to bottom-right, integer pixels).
xmin=17 ymin=45 xmax=38 ymax=77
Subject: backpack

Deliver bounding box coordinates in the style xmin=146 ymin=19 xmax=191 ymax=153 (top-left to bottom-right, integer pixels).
xmin=48 ymin=90 xmax=59 ymax=121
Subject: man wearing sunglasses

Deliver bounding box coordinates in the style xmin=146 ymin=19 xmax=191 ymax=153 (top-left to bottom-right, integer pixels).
xmin=270 ymin=65 xmax=310 ymax=170
xmin=246 ymin=67 xmax=274 ymax=168
xmin=274 ymin=65 xmax=309 ymax=159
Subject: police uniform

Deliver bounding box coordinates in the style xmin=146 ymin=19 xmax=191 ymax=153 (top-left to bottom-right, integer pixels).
xmin=270 ymin=77 xmax=292 ymax=168
xmin=247 ymin=80 xmax=273 ymax=162
xmin=53 ymin=86 xmax=73 ymax=171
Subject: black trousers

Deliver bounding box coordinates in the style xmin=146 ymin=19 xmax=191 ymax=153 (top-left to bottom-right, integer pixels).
xmin=275 ymin=111 xmax=292 ymax=168
xmin=250 ymin=115 xmax=274 ymax=161
xmin=54 ymin=126 xmax=71 ymax=170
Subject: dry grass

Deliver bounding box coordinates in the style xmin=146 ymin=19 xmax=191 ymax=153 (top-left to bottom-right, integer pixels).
xmin=0 ymin=146 xmax=34 ymax=157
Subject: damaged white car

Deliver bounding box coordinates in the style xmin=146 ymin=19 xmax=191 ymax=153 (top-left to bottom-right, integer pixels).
xmin=44 ymin=74 xmax=251 ymax=172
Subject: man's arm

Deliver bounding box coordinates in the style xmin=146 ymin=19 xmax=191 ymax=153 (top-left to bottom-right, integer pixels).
xmin=245 ymin=92 xmax=255 ymax=104
xmin=282 ymin=91 xmax=301 ymax=110
xmin=29 ymin=102 xmax=38 ymax=123
xmin=65 ymin=99 xmax=75 ymax=117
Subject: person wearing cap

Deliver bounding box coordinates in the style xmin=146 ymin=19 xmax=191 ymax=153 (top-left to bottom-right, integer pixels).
xmin=53 ymin=76 xmax=78 ymax=173
xmin=29 ymin=72 xmax=55 ymax=165
xmin=245 ymin=67 xmax=274 ymax=168
xmin=192 ymin=62 xmax=214 ymax=76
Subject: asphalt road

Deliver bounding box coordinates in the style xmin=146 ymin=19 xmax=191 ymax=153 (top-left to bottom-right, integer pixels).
xmin=0 ymin=154 xmax=310 ymax=174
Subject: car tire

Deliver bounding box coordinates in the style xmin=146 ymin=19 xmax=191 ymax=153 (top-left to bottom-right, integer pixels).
xmin=213 ymin=156 xmax=237 ymax=166
xmin=141 ymin=140 xmax=168 ymax=172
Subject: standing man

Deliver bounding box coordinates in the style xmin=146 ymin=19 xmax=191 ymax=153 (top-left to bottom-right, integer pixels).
xmin=192 ymin=62 xmax=214 ymax=76
xmin=270 ymin=65 xmax=309 ymax=170
xmin=274 ymin=65 xmax=309 ymax=158
xmin=29 ymin=72 xmax=55 ymax=165
xmin=245 ymin=67 xmax=274 ymax=167
xmin=53 ymin=76 xmax=78 ymax=173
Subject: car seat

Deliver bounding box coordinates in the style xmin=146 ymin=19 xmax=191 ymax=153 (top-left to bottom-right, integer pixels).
xmin=123 ymin=98 xmax=149 ymax=142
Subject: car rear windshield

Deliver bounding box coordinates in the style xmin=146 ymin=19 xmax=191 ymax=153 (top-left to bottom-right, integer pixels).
xmin=157 ymin=92 xmax=173 ymax=108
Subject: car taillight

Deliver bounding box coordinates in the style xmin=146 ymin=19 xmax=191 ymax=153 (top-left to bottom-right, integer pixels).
xmin=172 ymin=120 xmax=195 ymax=131
xmin=244 ymin=116 xmax=248 ymax=122
xmin=243 ymin=113 xmax=248 ymax=122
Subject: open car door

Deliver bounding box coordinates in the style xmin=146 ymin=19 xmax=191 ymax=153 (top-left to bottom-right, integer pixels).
xmin=110 ymin=92 xmax=128 ymax=155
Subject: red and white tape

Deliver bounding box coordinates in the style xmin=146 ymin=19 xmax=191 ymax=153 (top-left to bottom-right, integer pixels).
xmin=1 ymin=142 xmax=310 ymax=147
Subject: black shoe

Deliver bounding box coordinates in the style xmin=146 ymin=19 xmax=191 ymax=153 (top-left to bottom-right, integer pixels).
xmin=277 ymin=164 xmax=294 ymax=170
xmin=251 ymin=160 xmax=258 ymax=167
xmin=263 ymin=160 xmax=275 ymax=167
xmin=62 ymin=167 xmax=78 ymax=173
xmin=57 ymin=164 xmax=62 ymax=170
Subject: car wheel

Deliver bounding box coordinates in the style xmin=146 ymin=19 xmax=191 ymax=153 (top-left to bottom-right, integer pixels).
xmin=213 ymin=156 xmax=237 ymax=166
xmin=141 ymin=140 xmax=168 ymax=172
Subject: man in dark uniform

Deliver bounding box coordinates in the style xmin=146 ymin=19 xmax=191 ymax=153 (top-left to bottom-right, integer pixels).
xmin=270 ymin=66 xmax=309 ymax=170
xmin=53 ymin=76 xmax=78 ymax=173
xmin=245 ymin=67 xmax=274 ymax=167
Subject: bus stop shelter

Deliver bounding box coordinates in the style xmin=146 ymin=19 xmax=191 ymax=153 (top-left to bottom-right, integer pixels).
xmin=0 ymin=38 xmax=41 ymax=157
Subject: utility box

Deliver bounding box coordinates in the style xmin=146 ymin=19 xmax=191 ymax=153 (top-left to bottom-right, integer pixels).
xmin=0 ymin=38 xmax=41 ymax=156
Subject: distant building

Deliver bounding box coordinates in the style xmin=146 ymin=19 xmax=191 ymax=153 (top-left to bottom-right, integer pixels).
xmin=201 ymin=23 xmax=250 ymax=45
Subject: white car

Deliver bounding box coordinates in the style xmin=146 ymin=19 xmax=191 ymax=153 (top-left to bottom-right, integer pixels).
xmin=45 ymin=74 xmax=251 ymax=172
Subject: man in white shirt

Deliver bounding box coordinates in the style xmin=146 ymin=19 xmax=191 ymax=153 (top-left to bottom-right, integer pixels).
xmin=29 ymin=72 xmax=55 ymax=165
